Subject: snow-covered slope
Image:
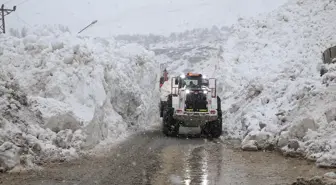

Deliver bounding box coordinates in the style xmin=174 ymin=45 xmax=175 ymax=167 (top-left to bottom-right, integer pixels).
xmin=0 ymin=26 xmax=160 ymax=172
xmin=218 ymin=0 xmax=336 ymax=167
xmin=147 ymin=0 xmax=336 ymax=167
xmin=5 ymin=0 xmax=287 ymax=36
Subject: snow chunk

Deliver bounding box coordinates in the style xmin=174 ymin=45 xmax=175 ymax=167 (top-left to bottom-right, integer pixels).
xmin=241 ymin=140 xmax=258 ymax=151
xmin=288 ymin=118 xmax=319 ymax=140
xmin=241 ymin=131 xmax=275 ymax=151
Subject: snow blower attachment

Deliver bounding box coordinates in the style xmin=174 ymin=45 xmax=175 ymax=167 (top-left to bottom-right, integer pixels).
xmin=159 ymin=72 xmax=222 ymax=138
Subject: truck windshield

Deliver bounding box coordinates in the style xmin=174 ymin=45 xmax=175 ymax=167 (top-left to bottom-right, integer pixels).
xmin=182 ymin=76 xmax=202 ymax=88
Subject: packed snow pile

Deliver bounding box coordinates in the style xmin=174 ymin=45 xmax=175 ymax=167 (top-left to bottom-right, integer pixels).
xmin=213 ymin=0 xmax=336 ymax=166
xmin=0 ymin=26 xmax=160 ymax=172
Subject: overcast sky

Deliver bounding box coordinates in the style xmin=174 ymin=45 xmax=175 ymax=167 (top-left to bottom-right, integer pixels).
xmin=2 ymin=0 xmax=287 ymax=36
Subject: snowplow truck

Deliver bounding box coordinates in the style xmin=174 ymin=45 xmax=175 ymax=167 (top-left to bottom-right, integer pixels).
xmin=159 ymin=72 xmax=222 ymax=138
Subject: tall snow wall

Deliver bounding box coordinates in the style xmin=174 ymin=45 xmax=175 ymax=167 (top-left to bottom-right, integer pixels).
xmin=0 ymin=26 xmax=160 ymax=172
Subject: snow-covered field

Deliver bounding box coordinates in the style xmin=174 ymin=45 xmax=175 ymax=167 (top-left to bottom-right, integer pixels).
xmin=0 ymin=26 xmax=160 ymax=172
xmin=144 ymin=0 xmax=336 ymax=167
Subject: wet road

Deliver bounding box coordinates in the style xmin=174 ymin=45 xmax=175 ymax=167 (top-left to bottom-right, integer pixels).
xmin=0 ymin=130 xmax=330 ymax=185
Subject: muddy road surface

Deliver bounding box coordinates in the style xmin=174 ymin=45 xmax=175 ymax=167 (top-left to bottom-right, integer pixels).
xmin=0 ymin=130 xmax=330 ymax=185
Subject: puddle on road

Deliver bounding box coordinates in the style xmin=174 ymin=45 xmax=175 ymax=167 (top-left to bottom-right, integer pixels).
xmin=150 ymin=141 xmax=329 ymax=185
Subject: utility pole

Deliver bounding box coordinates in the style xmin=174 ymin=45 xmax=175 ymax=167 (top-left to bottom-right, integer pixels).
xmin=0 ymin=4 xmax=16 ymax=34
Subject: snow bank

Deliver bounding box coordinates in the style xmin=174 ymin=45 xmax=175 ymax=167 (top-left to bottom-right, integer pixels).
xmin=213 ymin=0 xmax=336 ymax=166
xmin=0 ymin=26 xmax=160 ymax=172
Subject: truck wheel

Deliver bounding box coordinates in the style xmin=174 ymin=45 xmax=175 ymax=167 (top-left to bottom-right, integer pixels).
xmin=162 ymin=107 xmax=179 ymax=137
xmin=202 ymin=120 xmax=222 ymax=139
xmin=209 ymin=118 xmax=222 ymax=138
xmin=160 ymin=101 xmax=167 ymax=118
xmin=210 ymin=97 xmax=223 ymax=138
xmin=202 ymin=111 xmax=222 ymax=138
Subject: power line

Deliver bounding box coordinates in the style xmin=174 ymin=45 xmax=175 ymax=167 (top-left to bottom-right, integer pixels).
xmin=2 ymin=0 xmax=31 ymax=7
xmin=15 ymin=11 xmax=31 ymax=27
xmin=16 ymin=0 xmax=29 ymax=6
xmin=2 ymin=0 xmax=16 ymax=5
xmin=0 ymin=4 xmax=16 ymax=33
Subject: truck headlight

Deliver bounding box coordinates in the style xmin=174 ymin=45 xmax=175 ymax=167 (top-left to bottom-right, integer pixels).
xmin=203 ymin=90 xmax=207 ymax=94
xmin=186 ymin=89 xmax=190 ymax=94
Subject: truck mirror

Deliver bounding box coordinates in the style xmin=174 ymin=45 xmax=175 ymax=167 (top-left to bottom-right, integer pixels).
xmin=209 ymin=78 xmax=216 ymax=97
xmin=209 ymin=78 xmax=216 ymax=89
